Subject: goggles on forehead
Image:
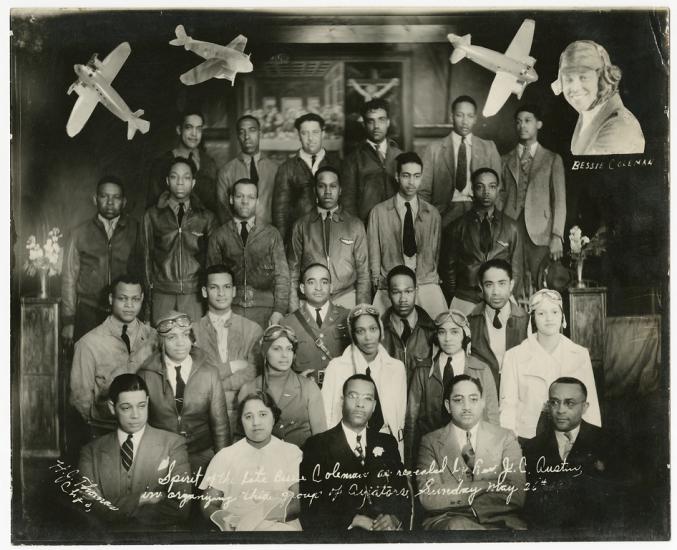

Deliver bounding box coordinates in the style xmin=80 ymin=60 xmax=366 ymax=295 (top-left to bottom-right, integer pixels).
xmin=434 ymin=309 xmax=470 ymax=329
xmin=262 ymin=324 xmax=298 ymax=346
xmin=157 ymin=314 xmax=192 ymax=334
xmin=349 ymin=303 xmax=380 ymax=321
xmin=530 ymin=289 xmax=563 ymax=309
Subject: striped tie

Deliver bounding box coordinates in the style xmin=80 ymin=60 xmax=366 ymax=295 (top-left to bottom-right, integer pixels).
xmin=355 ymin=434 xmax=365 ymax=466
xmin=121 ymin=433 xmax=134 ymax=471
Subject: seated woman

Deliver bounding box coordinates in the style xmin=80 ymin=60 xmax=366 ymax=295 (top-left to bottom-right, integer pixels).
xmin=199 ymin=391 xmax=302 ymax=531
xmin=499 ymin=289 xmax=601 ymax=441
xmin=238 ymin=325 xmax=326 ymax=448
xmin=404 ymin=309 xmax=498 ymax=468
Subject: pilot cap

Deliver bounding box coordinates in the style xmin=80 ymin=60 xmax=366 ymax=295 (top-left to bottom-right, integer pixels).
xmin=551 ymin=40 xmax=621 ymax=98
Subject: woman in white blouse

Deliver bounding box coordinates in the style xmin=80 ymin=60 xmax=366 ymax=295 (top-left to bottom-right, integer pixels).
xmin=499 ymin=289 xmax=601 ymax=440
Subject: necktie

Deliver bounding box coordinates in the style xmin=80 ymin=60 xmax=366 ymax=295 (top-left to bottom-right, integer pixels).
xmin=240 ymin=221 xmax=249 ymax=245
xmin=401 ymin=318 xmax=412 ymax=344
xmin=174 ymin=366 xmax=185 ymax=414
xmin=456 ymin=137 xmax=467 ymax=192
xmin=315 ymin=308 xmax=323 ymax=328
xmin=442 ymin=356 xmax=453 ymax=392
xmin=519 ymin=146 xmax=532 ymax=184
xmin=480 ymin=213 xmax=492 ymax=255
xmin=493 ymin=309 xmax=503 ymax=329
xmin=355 ymin=434 xmax=365 ymax=466
xmin=323 ymin=211 xmax=331 ymax=256
xmin=121 ymin=324 xmax=131 ymax=354
xmin=311 ymin=154 xmax=317 ymax=170
xmin=461 ymin=431 xmax=476 ymax=473
xmin=177 ymin=202 xmax=185 ymax=227
xmin=120 ymin=433 xmax=134 ymax=471
xmin=249 ymin=157 xmax=259 ymax=183
xmin=403 ymin=202 xmax=417 ymax=257
xmin=366 ymin=366 xmax=371 ymax=378
xmin=562 ymin=431 xmax=574 ymax=460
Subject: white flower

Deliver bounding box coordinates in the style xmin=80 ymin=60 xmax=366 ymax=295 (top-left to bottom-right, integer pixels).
xmin=373 ymin=446 xmax=384 ymax=457
xmin=581 ymin=236 xmax=590 ymax=245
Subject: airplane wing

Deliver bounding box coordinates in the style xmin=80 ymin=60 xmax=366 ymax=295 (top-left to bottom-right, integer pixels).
xmin=179 ymin=58 xmax=227 ymax=85
xmin=99 ymin=42 xmax=132 ymax=83
xmin=66 ymin=86 xmax=99 ymax=137
xmin=483 ymin=72 xmax=516 ymax=117
xmin=504 ymin=19 xmax=535 ymax=61
xmin=226 ymin=34 xmax=247 ymax=53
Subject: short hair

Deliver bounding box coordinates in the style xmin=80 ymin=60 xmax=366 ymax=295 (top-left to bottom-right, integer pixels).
xmin=236 ymin=391 xmax=282 ymax=434
xmin=514 ymin=103 xmax=542 ymax=121
xmin=443 ymin=373 xmax=484 ymax=402
xmin=109 ymin=274 xmax=144 ymax=296
xmin=177 ymin=108 xmax=205 ymax=127
xmin=167 ymin=156 xmax=197 ymax=178
xmin=301 ymin=262 xmax=331 ymax=283
xmin=471 ymin=167 xmax=499 ymax=186
xmin=314 ymin=165 xmax=340 ymax=184
xmin=232 ymin=177 xmax=258 ymax=197
xmin=386 ymin=265 xmax=417 ymax=290
xmin=478 ymin=258 xmax=513 ymax=283
xmin=550 ymin=377 xmax=588 ymax=399
xmin=108 ymin=374 xmax=149 ymax=404
xmin=294 ymin=112 xmax=325 ymax=131
xmin=451 ymin=95 xmax=477 ymax=112
xmin=342 ymin=373 xmax=377 ymax=397
xmin=396 ymin=151 xmax=423 ymax=173
xmin=96 ymin=176 xmax=125 ymax=196
xmin=236 ymin=114 xmax=260 ymax=130
xmin=202 ymin=264 xmax=235 ymax=287
xmin=361 ymin=98 xmax=390 ymax=120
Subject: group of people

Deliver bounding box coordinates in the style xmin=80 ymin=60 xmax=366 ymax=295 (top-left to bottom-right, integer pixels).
xmin=62 ymin=83 xmax=620 ymax=533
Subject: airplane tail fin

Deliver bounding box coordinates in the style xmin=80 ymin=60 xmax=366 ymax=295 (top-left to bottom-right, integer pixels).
xmin=447 ymin=33 xmax=471 ymax=64
xmin=127 ymin=110 xmax=150 ymax=140
xmin=169 ymin=24 xmax=191 ymax=50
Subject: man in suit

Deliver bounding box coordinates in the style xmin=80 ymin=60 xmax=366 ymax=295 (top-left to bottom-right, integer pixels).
xmin=500 ymin=104 xmax=566 ymax=292
xmin=282 ymin=263 xmax=350 ymax=386
xmin=78 ymin=373 xmax=192 ymax=527
xmin=419 ymin=95 xmax=502 ymax=228
xmin=216 ymin=114 xmax=279 ymax=224
xmin=300 ymin=374 xmax=410 ymax=531
xmin=341 ymin=98 xmax=403 ymax=225
xmin=523 ymin=377 xmax=620 ymax=529
xmin=441 ymin=168 xmax=524 ymax=315
xmin=467 ymin=259 xmax=529 ymax=389
xmin=417 ymin=374 xmax=526 ymax=530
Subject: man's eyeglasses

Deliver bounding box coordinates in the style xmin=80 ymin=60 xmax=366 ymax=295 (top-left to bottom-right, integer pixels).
xmin=547 ymin=398 xmax=585 ymax=409
xmin=157 ymin=314 xmax=191 ymax=334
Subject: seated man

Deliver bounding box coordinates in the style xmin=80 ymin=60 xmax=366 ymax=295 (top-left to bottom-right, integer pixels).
xmin=300 ymin=374 xmax=410 ymax=531
xmin=70 ymin=274 xmax=157 ymax=438
xmin=417 ymin=374 xmax=525 ymax=530
xmin=78 ymin=373 xmax=192 ymax=527
xmin=282 ymin=263 xmax=350 ymax=386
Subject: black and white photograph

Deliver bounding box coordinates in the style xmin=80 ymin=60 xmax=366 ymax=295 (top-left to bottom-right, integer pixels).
xmin=9 ymin=4 xmax=670 ymax=544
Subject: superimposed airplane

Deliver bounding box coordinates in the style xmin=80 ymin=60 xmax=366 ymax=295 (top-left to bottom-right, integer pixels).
xmin=66 ymin=42 xmax=150 ymax=140
xmin=169 ymin=25 xmax=253 ymax=86
xmin=448 ymin=19 xmax=538 ymax=117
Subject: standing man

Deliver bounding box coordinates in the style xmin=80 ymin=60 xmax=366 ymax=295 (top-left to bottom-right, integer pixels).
xmin=193 ymin=264 xmax=263 ymax=436
xmin=62 ymin=176 xmax=140 ymax=346
xmin=146 ymin=109 xmax=219 ymax=215
xmin=282 ymin=263 xmax=351 ymax=386
xmin=216 ymin=114 xmax=278 ymax=225
xmin=70 ymin=274 xmax=157 ymax=438
xmin=341 ymin=98 xmax=403 ymax=225
xmin=441 ymin=168 xmax=523 ymax=315
xmin=272 ymin=113 xmax=340 ymax=243
xmin=419 ymin=95 xmax=502 ymax=228
xmin=207 ymin=178 xmax=289 ymax=328
xmin=142 ymin=157 xmax=216 ymax=325
xmin=288 ymin=166 xmax=370 ymax=311
xmin=467 ymin=259 xmax=529 ymax=389
xmin=500 ymin=104 xmax=566 ymax=292
xmin=368 ymin=152 xmax=446 ymax=318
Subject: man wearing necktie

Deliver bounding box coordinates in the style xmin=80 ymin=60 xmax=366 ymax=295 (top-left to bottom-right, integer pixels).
xmin=416 ymin=374 xmax=526 ymax=530
xmin=217 ymin=114 xmax=279 ymax=225
xmin=441 ymin=167 xmax=524 ymax=317
xmin=499 ymin=105 xmax=566 ymax=295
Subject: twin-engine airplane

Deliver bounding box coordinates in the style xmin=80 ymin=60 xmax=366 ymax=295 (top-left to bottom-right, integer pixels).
xmin=170 ymin=25 xmax=253 ymax=86
xmin=448 ymin=19 xmax=538 ymax=117
xmin=66 ymin=42 xmax=150 ymax=140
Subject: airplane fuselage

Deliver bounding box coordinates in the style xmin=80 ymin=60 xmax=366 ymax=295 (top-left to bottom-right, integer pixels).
xmin=73 ymin=64 xmax=135 ymax=122
xmin=459 ymin=45 xmax=538 ymax=83
xmin=188 ymin=40 xmax=253 ymax=74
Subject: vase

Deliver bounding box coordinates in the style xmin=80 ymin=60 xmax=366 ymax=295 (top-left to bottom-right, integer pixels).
xmin=575 ymin=259 xmax=585 ymax=288
xmin=38 ymin=269 xmax=49 ymax=299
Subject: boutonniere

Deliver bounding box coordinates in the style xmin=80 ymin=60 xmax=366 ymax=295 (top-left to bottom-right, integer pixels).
xmin=157 ymin=456 xmax=170 ymax=471
xmin=373 ymin=447 xmax=384 ymax=457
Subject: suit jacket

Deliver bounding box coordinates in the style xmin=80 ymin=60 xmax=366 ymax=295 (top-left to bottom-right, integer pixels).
xmin=78 ymin=425 xmax=192 ymax=525
xmin=299 ymin=423 xmax=410 ymax=531
xmin=468 ymin=301 xmax=529 ymax=389
xmin=416 ymin=420 xmax=525 ymax=529
xmin=419 ymin=132 xmax=502 ymax=227
xmin=570 ymin=93 xmax=645 ymax=155
xmin=500 ymin=144 xmax=566 ymax=246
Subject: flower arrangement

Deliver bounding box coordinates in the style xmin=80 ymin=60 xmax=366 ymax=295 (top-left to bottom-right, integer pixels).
xmin=569 ymin=225 xmax=607 ymax=260
xmin=24 ymin=227 xmax=63 ymax=277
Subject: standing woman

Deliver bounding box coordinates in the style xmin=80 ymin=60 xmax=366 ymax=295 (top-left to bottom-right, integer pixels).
xmin=499 ymin=289 xmax=601 ymax=441
xmin=238 ymin=325 xmax=326 ymax=448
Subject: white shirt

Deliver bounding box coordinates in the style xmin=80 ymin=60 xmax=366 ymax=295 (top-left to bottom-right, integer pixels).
xmin=517 ymin=142 xmax=539 ymax=159
xmin=341 ymin=421 xmax=368 ymax=458
xmin=317 ymin=205 xmax=339 ymax=219
xmin=452 ymin=422 xmax=479 ymax=452
xmin=451 ymin=132 xmax=473 ymax=201
xmin=245 ymin=152 xmax=261 ymax=171
xmin=485 ymin=302 xmax=512 ymax=369
xmin=555 ymin=424 xmax=581 ymax=460
xmin=164 ymin=354 xmax=193 ymax=395
xmin=395 ymin=193 xmax=418 ymax=270
xmin=438 ymin=349 xmax=465 ymax=379
xmin=580 ymin=102 xmax=605 ymax=133
xmin=306 ymin=301 xmax=330 ymax=325
xmin=299 ymin=148 xmax=326 ymax=174
xmin=208 ymin=310 xmax=232 ymax=364
xmin=117 ymin=425 xmax=146 ymax=463
xmin=367 ymin=139 xmax=388 ymax=160
xmin=98 ymin=214 xmax=120 ymax=240
xmin=233 ymin=215 xmax=255 ymax=233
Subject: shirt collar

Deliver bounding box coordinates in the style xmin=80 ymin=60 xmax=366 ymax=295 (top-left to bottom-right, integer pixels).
xmin=452 ymin=131 xmax=473 ymax=147
xmin=437 ymin=349 xmax=465 ymax=378
xmin=341 ymin=421 xmax=367 ymax=450
xmin=367 ymin=139 xmax=387 ymax=155
xmin=97 ymin=214 xmax=120 ymax=229
xmin=395 ymin=192 xmax=418 ymax=212
xmin=475 ymin=208 xmax=495 ymax=222
xmin=173 ymin=147 xmax=200 ymax=164
xmin=555 ymin=424 xmax=581 ymax=446
xmin=164 ymin=353 xmax=193 ymax=372
xmin=317 ymin=205 xmax=339 ymax=217
xmin=208 ymin=310 xmax=232 ymax=328
xmin=244 ymin=152 xmax=261 ymax=163
xmin=299 ymin=148 xmax=325 ymax=165
xmin=518 ymin=142 xmax=539 ymax=158
xmin=167 ymin=196 xmax=190 ymax=213
xmin=306 ymin=301 xmax=330 ymax=320
xmin=452 ymin=421 xmax=480 ymax=449
xmin=234 ymin=215 xmax=255 ymax=229
xmin=391 ymin=308 xmax=418 ymax=333
xmin=581 ymin=101 xmax=605 ymax=126
xmin=117 ymin=425 xmax=146 ymax=448
xmin=108 ymin=315 xmax=138 ymax=334
xmin=484 ymin=301 xmax=511 ymax=324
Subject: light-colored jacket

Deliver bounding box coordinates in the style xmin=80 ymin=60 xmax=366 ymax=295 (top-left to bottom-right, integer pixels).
xmin=499 ymin=333 xmax=602 ymax=438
